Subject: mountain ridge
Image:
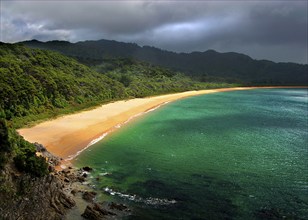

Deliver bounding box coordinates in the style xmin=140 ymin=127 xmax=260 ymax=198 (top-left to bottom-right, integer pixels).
xmin=19 ymin=39 xmax=308 ymax=85
xmin=20 ymin=39 xmax=305 ymax=64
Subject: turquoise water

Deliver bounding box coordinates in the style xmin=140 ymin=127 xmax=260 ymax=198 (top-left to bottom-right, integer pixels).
xmin=74 ymin=89 xmax=308 ymax=219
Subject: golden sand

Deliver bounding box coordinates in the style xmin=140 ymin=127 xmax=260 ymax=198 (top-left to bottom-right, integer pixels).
xmin=18 ymin=86 xmax=305 ymax=160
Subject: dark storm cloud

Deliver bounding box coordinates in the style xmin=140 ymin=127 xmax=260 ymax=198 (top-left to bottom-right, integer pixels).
xmin=1 ymin=0 xmax=307 ymax=63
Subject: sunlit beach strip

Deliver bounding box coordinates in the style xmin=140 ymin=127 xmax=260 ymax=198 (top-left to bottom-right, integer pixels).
xmin=18 ymin=86 xmax=307 ymax=166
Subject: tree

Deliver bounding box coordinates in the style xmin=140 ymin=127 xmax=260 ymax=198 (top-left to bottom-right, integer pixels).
xmin=0 ymin=119 xmax=12 ymax=153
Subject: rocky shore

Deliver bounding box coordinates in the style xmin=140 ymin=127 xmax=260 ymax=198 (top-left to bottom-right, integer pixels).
xmin=0 ymin=143 xmax=130 ymax=220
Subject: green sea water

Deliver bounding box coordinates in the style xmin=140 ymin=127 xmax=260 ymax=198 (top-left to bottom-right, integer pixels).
xmin=73 ymin=89 xmax=308 ymax=219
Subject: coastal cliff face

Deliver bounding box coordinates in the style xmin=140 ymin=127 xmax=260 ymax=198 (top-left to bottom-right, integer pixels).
xmin=0 ymin=163 xmax=75 ymax=220
xmin=0 ymin=146 xmax=130 ymax=220
xmin=0 ymin=140 xmax=89 ymax=219
xmin=0 ymin=117 xmax=129 ymax=219
xmin=0 ymin=119 xmax=75 ymax=219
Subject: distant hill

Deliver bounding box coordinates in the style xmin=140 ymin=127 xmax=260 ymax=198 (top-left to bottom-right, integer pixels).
xmin=21 ymin=39 xmax=308 ymax=85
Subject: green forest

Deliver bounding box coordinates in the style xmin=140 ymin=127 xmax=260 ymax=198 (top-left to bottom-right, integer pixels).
xmin=0 ymin=43 xmax=235 ymax=128
xmin=0 ymin=43 xmax=235 ymax=177
xmin=0 ymin=118 xmax=48 ymax=177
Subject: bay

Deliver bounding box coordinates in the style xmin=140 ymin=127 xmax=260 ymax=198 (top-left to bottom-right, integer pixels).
xmin=74 ymin=89 xmax=308 ymax=219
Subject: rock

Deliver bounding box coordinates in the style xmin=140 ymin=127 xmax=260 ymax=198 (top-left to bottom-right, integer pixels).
xmin=109 ymin=202 xmax=128 ymax=211
xmin=82 ymin=173 xmax=88 ymax=178
xmin=62 ymin=169 xmax=70 ymax=174
xmin=77 ymin=176 xmax=86 ymax=182
xmin=33 ymin=142 xmax=61 ymax=167
xmin=64 ymin=178 xmax=70 ymax=183
xmin=83 ymin=166 xmax=93 ymax=172
xmin=82 ymin=191 xmax=97 ymax=202
xmin=81 ymin=203 xmax=115 ymax=220
xmin=34 ymin=142 xmax=46 ymax=152
xmin=58 ymin=192 xmax=76 ymax=209
xmin=82 ymin=204 xmax=102 ymax=220
xmin=48 ymin=165 xmax=54 ymax=172
xmin=0 ymin=172 xmax=76 ymax=220
xmin=71 ymin=189 xmax=78 ymax=195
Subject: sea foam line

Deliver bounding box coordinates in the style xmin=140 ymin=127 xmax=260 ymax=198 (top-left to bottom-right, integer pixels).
xmin=66 ymin=132 xmax=110 ymax=161
xmin=65 ymin=101 xmax=170 ymax=161
xmin=104 ymin=187 xmax=176 ymax=206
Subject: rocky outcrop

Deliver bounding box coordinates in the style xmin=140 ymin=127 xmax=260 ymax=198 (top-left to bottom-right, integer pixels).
xmin=80 ymin=201 xmax=131 ymax=220
xmin=82 ymin=191 xmax=97 ymax=202
xmin=0 ymin=144 xmax=131 ymax=220
xmin=34 ymin=142 xmax=61 ymax=167
xmin=0 ymin=144 xmax=76 ymax=220
xmin=0 ymin=166 xmax=75 ymax=220
xmin=82 ymin=166 xmax=93 ymax=172
xmin=109 ymin=202 xmax=129 ymax=211
xmin=82 ymin=203 xmax=115 ymax=220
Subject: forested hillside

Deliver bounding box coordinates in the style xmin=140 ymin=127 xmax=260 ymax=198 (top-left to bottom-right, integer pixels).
xmin=0 ymin=118 xmax=48 ymax=176
xmin=0 ymin=43 xmax=128 ymax=127
xmin=22 ymin=39 xmax=308 ymax=85
xmin=0 ymin=42 xmax=236 ymax=196
xmin=91 ymin=58 xmax=231 ymax=98
xmin=0 ymin=43 xmax=234 ymax=127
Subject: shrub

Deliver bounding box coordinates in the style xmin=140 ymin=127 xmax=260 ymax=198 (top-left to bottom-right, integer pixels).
xmin=14 ymin=147 xmax=49 ymax=177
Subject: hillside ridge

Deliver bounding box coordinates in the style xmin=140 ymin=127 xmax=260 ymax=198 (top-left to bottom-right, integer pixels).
xmin=20 ymin=39 xmax=308 ymax=85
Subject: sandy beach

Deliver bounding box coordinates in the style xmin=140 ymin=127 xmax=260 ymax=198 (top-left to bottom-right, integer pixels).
xmin=17 ymin=86 xmax=305 ymax=160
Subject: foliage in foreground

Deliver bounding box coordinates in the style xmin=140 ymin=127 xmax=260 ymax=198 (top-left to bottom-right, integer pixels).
xmin=0 ymin=118 xmax=48 ymax=176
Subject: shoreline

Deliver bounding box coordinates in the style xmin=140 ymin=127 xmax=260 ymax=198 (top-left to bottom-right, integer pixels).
xmin=18 ymin=86 xmax=307 ymax=162
xmin=66 ymin=100 xmax=170 ymax=161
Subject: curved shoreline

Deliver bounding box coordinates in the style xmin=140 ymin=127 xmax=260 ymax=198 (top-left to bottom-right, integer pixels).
xmin=17 ymin=86 xmax=306 ymax=161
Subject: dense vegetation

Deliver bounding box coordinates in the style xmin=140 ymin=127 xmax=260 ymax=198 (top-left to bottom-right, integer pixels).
xmin=92 ymin=58 xmax=232 ymax=98
xmin=0 ymin=43 xmax=127 ymax=127
xmin=0 ymin=43 xmax=235 ymax=128
xmin=0 ymin=44 xmax=117 ymax=176
xmin=0 ymin=118 xmax=48 ymax=177
xmin=0 ymin=39 xmax=305 ymax=218
xmin=1 ymin=39 xmax=305 ymax=178
xmin=0 ymin=42 xmax=236 ymax=177
xmin=22 ymin=39 xmax=308 ymax=85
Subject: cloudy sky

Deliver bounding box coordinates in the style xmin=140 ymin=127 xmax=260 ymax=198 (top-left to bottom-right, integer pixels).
xmin=1 ymin=0 xmax=307 ymax=63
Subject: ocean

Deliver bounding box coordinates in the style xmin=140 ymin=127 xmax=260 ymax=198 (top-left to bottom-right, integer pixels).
xmin=73 ymin=88 xmax=308 ymax=219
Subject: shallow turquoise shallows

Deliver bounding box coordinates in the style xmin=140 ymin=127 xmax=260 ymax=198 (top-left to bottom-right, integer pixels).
xmin=73 ymin=89 xmax=308 ymax=219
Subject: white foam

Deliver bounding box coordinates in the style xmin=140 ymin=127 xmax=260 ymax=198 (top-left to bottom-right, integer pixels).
xmin=88 ymin=133 xmax=109 ymax=146
xmin=103 ymin=187 xmax=176 ymax=206
xmin=65 ymin=132 xmax=109 ymax=161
